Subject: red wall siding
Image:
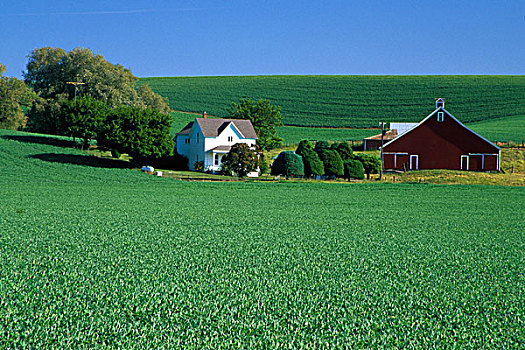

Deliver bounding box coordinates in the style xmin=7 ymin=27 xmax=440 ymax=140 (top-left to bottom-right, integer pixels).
xmin=383 ymin=109 xmax=499 ymax=171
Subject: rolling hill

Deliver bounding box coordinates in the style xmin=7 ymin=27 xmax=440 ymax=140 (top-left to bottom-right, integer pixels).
xmin=141 ymin=75 xmax=525 ymax=129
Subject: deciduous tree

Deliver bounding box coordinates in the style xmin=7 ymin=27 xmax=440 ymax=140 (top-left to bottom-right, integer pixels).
xmin=97 ymin=106 xmax=174 ymax=163
xmin=220 ymin=143 xmax=258 ymax=178
xmin=228 ymin=98 xmax=283 ymax=151
xmin=0 ymin=63 xmax=35 ymax=130
xmin=353 ymin=153 xmax=381 ymax=179
xmin=23 ymin=47 xmax=171 ymax=134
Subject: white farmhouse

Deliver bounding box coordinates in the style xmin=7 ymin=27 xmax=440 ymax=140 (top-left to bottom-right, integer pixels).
xmin=175 ymin=116 xmax=258 ymax=176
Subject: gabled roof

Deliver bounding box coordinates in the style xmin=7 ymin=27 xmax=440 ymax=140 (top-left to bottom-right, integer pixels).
xmin=364 ymin=129 xmax=398 ymax=141
xmin=176 ymin=121 xmax=194 ymax=135
xmin=177 ymin=118 xmax=257 ymax=139
xmin=382 ymin=107 xmax=500 ymax=150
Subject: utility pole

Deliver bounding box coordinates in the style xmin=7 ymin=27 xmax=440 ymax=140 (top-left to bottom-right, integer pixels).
xmin=66 ymin=82 xmax=85 ymax=102
xmin=379 ymin=121 xmax=386 ymax=181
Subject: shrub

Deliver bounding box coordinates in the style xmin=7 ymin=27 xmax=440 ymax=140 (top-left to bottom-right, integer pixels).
xmin=317 ymin=149 xmax=344 ymax=177
xmin=271 ymin=151 xmax=304 ymax=177
xmin=220 ymin=143 xmax=258 ymax=177
xmin=258 ymin=155 xmax=269 ymax=175
xmin=296 ymin=140 xmax=324 ymax=177
xmin=344 ymin=159 xmax=365 ymax=180
xmin=332 ymin=142 xmax=354 ymax=161
xmin=314 ymin=140 xmax=330 ymax=152
xmin=353 ymin=153 xmax=381 ymax=179
xmin=194 ymin=161 xmax=204 ymax=172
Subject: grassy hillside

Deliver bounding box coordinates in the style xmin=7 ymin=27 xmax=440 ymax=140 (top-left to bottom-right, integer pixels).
xmin=141 ymin=75 xmax=525 ymax=128
xmin=469 ymin=115 xmax=525 ymax=143
xmin=170 ymin=111 xmax=378 ymax=144
xmin=1 ymin=129 xmax=524 ymax=347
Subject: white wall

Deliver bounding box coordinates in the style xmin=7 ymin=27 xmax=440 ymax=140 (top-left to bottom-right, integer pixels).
xmin=177 ymin=121 xmax=257 ymax=172
xmin=176 ymin=123 xmax=204 ymax=171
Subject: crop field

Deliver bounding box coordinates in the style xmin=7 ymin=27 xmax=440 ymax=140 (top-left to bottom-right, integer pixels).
xmin=170 ymin=111 xmax=377 ymax=144
xmin=469 ymin=115 xmax=525 ymax=143
xmin=277 ymin=126 xmax=378 ymax=145
xmin=1 ymin=129 xmax=524 ymax=348
xmin=141 ymin=75 xmax=525 ymax=129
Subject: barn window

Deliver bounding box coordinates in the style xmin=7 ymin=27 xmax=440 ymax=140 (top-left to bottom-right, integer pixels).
xmin=437 ymin=112 xmax=444 ymax=122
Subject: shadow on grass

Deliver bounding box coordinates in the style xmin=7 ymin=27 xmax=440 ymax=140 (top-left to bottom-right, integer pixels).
xmin=30 ymin=153 xmax=132 ymax=169
xmin=1 ymin=134 xmax=78 ymax=148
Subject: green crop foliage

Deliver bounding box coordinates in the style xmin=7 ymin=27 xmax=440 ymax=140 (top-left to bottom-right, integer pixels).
xmin=140 ymin=75 xmax=525 ymax=130
xmin=1 ymin=129 xmax=524 ymax=348
xmin=469 ymin=115 xmax=525 ymax=143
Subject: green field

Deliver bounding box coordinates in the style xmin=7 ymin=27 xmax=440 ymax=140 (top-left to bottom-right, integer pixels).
xmin=277 ymin=126 xmax=378 ymax=145
xmin=170 ymin=111 xmax=378 ymax=144
xmin=1 ymin=129 xmax=524 ymax=347
xmin=141 ymin=75 xmax=525 ymax=128
xmin=469 ymin=115 xmax=525 ymax=143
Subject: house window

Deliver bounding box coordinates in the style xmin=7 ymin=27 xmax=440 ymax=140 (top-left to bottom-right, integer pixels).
xmin=437 ymin=112 xmax=444 ymax=122
xmin=228 ymin=136 xmax=233 ymax=142
xmin=196 ymin=132 xmax=199 ymax=143
xmin=214 ymin=153 xmax=220 ymax=165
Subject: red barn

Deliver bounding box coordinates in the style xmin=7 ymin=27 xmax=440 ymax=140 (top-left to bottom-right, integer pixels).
xmin=382 ymin=99 xmax=500 ymax=171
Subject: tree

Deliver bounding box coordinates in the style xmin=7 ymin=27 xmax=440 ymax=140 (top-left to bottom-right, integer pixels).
xmin=296 ymin=141 xmax=324 ymax=177
xmin=354 ymin=153 xmax=382 ymax=179
xmin=332 ymin=142 xmax=354 ymax=161
xmin=296 ymin=139 xmax=314 ymax=155
xmin=61 ymin=97 xmax=109 ymax=149
xmin=317 ymin=149 xmax=344 ymax=177
xmin=271 ymin=151 xmax=304 ymax=177
xmin=228 ymin=98 xmax=283 ymax=151
xmin=344 ymin=159 xmax=365 ymax=180
xmin=97 ymin=106 xmax=174 ymax=163
xmin=0 ymin=63 xmax=35 ymax=130
xmin=24 ymin=47 xmax=171 ymax=134
xmin=314 ymin=140 xmax=330 ymax=153
xmin=220 ymin=143 xmax=258 ymax=178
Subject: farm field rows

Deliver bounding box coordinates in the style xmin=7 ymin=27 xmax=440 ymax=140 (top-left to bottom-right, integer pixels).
xmin=170 ymin=111 xmax=379 ymax=144
xmin=1 ymin=129 xmax=524 ymax=347
xmin=142 ymin=75 xmax=525 ymax=128
xmin=468 ymin=115 xmax=525 ymax=143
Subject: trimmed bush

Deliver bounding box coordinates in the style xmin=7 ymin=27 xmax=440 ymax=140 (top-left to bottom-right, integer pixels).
xmin=344 ymin=159 xmax=365 ymax=180
xmin=354 ymin=153 xmax=381 ymax=179
xmin=271 ymin=151 xmax=304 ymax=177
xmin=332 ymin=142 xmax=353 ymax=161
xmin=296 ymin=140 xmax=324 ymax=177
xmin=317 ymin=149 xmax=344 ymax=177
xmin=314 ymin=140 xmax=330 ymax=152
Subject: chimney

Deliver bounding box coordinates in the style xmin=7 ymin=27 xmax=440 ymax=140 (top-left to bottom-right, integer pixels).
xmin=203 ymin=111 xmax=207 ymax=119
xmin=435 ymin=98 xmax=445 ymax=109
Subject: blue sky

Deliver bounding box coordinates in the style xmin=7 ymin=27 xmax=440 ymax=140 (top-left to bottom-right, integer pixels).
xmin=1 ymin=0 xmax=524 ymax=78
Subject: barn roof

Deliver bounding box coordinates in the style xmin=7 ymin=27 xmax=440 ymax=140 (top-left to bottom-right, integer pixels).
xmin=382 ymin=107 xmax=500 ymax=150
xmin=364 ymin=129 xmax=398 ymax=141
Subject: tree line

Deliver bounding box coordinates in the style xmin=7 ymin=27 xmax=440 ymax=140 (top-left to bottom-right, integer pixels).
xmin=0 ymin=47 xmax=174 ymax=163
